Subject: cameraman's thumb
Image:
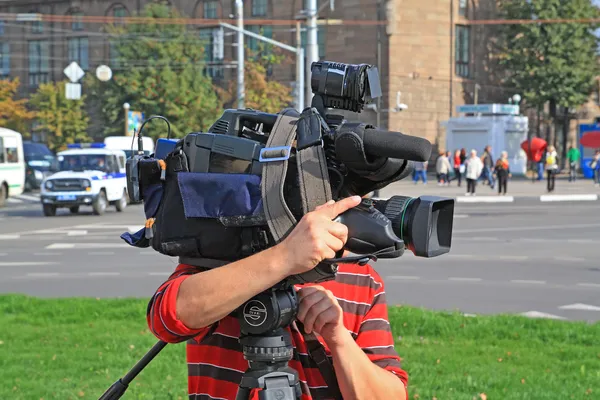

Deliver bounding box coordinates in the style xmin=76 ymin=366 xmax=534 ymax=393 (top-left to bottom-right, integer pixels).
xmin=321 ymin=196 xmax=362 ymax=219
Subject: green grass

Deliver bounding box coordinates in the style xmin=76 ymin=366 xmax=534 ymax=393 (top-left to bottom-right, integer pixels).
xmin=0 ymin=295 xmax=599 ymax=400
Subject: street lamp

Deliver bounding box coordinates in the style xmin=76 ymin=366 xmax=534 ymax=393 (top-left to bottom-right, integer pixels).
xmin=123 ymin=102 xmax=130 ymax=137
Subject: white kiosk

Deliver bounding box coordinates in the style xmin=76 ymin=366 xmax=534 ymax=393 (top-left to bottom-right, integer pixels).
xmin=444 ymin=104 xmax=529 ymax=176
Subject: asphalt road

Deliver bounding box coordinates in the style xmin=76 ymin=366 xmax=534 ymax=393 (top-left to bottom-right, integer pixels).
xmin=1 ymin=194 xmax=599 ymax=322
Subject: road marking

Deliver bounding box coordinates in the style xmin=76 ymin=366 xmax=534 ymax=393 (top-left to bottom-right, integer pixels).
xmin=454 ymin=223 xmax=600 ymax=234
xmin=456 ymin=196 xmax=515 ymax=203
xmin=0 ymin=253 xmax=6 ymax=257
xmin=33 ymin=252 xmax=62 ymax=256
xmin=67 ymin=230 xmax=88 ymax=236
xmin=558 ymin=303 xmax=600 ymax=311
xmin=26 ymin=272 xmax=60 ymax=277
xmin=45 ymin=243 xmax=129 ymax=249
xmin=454 ymin=214 xmax=469 ymax=219
xmin=500 ymin=256 xmax=529 ymax=261
xmin=448 ymin=277 xmax=482 ymax=282
xmin=88 ymin=272 xmax=121 ymax=277
xmin=520 ymin=311 xmax=566 ymax=320
xmin=577 ymin=283 xmax=600 ymax=288
xmin=0 ymin=262 xmax=58 ymax=267
xmin=18 ymin=194 xmax=41 ymax=201
xmin=567 ymin=239 xmax=594 ymax=244
xmin=553 ymin=256 xmax=585 ymax=262
xmin=148 ymin=272 xmax=172 ymax=276
xmin=73 ymin=225 xmax=143 ymax=232
xmin=453 ymin=237 xmax=498 ymax=242
xmin=87 ymin=251 xmax=115 ymax=256
xmin=0 ymin=234 xmax=20 ymax=240
xmin=540 ymin=194 xmax=598 ymax=202
xmin=6 ymin=198 xmax=23 ymax=204
xmin=511 ymin=280 xmax=546 ymax=285
xmin=386 ymin=275 xmax=420 ymax=280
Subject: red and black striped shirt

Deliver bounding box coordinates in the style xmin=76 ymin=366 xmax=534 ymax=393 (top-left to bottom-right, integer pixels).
xmin=147 ymin=262 xmax=408 ymax=400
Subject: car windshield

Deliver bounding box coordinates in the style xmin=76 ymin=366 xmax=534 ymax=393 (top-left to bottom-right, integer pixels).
xmin=58 ymin=154 xmax=109 ymax=172
xmin=23 ymin=143 xmax=57 ymax=171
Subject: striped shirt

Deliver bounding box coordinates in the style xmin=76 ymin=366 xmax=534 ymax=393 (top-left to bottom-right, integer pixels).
xmin=147 ymin=262 xmax=408 ymax=400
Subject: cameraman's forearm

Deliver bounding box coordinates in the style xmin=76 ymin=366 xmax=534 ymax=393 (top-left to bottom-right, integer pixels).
xmin=176 ymin=246 xmax=290 ymax=329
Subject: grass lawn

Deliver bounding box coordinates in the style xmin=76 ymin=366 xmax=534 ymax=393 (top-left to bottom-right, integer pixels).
xmin=0 ymin=294 xmax=599 ymax=400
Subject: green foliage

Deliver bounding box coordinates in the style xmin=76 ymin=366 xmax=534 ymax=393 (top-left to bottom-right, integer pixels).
xmin=30 ymin=81 xmax=90 ymax=152
xmin=498 ymin=0 xmax=600 ymax=111
xmin=86 ymin=3 xmax=222 ymax=141
xmin=0 ymin=78 xmax=35 ymax=134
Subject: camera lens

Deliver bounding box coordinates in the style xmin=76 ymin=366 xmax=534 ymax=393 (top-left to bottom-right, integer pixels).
xmin=374 ymin=195 xmax=455 ymax=258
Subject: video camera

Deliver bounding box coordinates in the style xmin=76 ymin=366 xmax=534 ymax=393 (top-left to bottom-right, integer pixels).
xmin=102 ymin=61 xmax=454 ymax=400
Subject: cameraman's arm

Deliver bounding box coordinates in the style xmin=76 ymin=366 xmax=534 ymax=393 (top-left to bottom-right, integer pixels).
xmin=172 ymin=196 xmax=362 ymax=332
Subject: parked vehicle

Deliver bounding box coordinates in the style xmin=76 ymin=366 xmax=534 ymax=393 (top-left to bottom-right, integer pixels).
xmin=23 ymin=141 xmax=58 ymax=191
xmin=0 ymin=128 xmax=25 ymax=207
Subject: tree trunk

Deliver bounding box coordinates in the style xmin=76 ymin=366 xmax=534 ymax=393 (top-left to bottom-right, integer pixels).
xmin=548 ymin=98 xmax=557 ymax=147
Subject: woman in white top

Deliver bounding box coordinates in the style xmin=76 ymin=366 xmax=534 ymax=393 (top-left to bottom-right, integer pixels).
xmin=465 ymin=149 xmax=484 ymax=195
xmin=545 ymin=145 xmax=559 ymax=192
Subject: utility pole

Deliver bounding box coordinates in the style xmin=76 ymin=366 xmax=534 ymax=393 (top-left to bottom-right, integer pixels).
xmin=236 ymin=0 xmax=245 ymax=109
xmin=306 ymin=0 xmax=319 ymax=105
xmin=296 ymin=21 xmax=305 ymax=111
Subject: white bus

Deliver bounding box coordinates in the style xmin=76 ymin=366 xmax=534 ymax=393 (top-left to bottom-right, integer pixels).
xmin=0 ymin=128 xmax=25 ymax=207
xmin=104 ymin=136 xmax=155 ymax=159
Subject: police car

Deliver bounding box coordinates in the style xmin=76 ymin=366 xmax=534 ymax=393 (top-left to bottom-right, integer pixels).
xmin=40 ymin=143 xmax=129 ymax=216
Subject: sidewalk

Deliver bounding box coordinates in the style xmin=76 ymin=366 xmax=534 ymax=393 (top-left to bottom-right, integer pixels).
xmin=377 ymin=176 xmax=600 ymax=203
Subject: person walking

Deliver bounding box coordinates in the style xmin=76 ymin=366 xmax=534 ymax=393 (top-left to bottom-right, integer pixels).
xmin=480 ymin=145 xmax=495 ymax=189
xmin=567 ymin=145 xmax=581 ymax=182
xmin=545 ymin=145 xmax=559 ymax=192
xmin=591 ymin=150 xmax=600 ymax=186
xmin=453 ymin=149 xmax=463 ymax=187
xmin=494 ymin=151 xmax=511 ymax=195
xmin=413 ymin=161 xmax=428 ymax=184
xmin=465 ymin=149 xmax=483 ymax=196
xmin=436 ymin=151 xmax=451 ymax=185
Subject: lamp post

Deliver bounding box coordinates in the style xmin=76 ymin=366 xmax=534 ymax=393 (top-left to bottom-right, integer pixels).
xmin=123 ymin=102 xmax=130 ymax=137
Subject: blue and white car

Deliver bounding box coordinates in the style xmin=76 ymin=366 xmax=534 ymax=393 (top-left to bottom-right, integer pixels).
xmin=40 ymin=144 xmax=129 ymax=216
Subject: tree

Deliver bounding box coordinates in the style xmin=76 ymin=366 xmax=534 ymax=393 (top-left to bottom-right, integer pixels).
xmin=30 ymin=81 xmax=90 ymax=152
xmin=218 ymin=38 xmax=293 ymax=113
xmin=86 ymin=3 xmax=222 ymax=140
xmin=497 ymin=0 xmax=600 ymax=142
xmin=0 ymin=78 xmax=35 ymax=134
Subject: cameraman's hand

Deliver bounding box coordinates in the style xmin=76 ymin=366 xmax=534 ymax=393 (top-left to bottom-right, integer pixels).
xmin=275 ymin=196 xmax=362 ymax=276
xmin=297 ymin=285 xmax=347 ymax=347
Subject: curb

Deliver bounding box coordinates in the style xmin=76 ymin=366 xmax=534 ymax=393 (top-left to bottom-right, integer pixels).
xmin=454 ymin=194 xmax=599 ymax=203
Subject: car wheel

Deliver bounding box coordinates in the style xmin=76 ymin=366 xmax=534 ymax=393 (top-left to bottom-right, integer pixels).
xmin=0 ymin=183 xmax=6 ymax=208
xmin=115 ymin=189 xmax=128 ymax=212
xmin=43 ymin=204 xmax=56 ymax=217
xmin=69 ymin=206 xmax=80 ymax=214
xmin=93 ymin=190 xmax=107 ymax=216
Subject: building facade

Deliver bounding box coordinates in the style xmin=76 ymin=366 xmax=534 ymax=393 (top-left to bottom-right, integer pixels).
xmin=1 ymin=0 xmax=594 ymax=157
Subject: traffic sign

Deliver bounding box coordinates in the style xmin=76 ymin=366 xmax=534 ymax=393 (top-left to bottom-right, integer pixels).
xmin=96 ymin=65 xmax=112 ymax=82
xmin=65 ymin=83 xmax=82 ymax=100
xmin=64 ymin=62 xmax=84 ymax=83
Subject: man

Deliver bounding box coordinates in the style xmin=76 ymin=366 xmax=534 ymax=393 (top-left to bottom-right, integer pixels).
xmin=147 ymin=196 xmax=408 ymax=400
xmin=566 ymin=145 xmax=580 ymax=182
xmin=480 ymin=145 xmax=495 ymax=189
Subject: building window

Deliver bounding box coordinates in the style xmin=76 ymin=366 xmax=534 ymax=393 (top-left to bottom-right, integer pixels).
xmin=459 ymin=0 xmax=468 ymax=17
xmin=72 ymin=11 xmax=84 ymax=31
xmin=455 ymin=25 xmax=470 ymax=78
xmin=247 ymin=25 xmax=272 ymax=52
xmin=301 ymin=26 xmax=326 ymax=59
xmin=109 ymin=39 xmax=120 ymax=69
xmin=30 ymin=11 xmax=43 ymax=34
xmin=0 ymin=42 xmax=9 ymax=78
xmin=0 ymin=21 xmax=4 ymax=36
xmin=204 ymin=1 xmax=218 ymax=19
xmin=28 ymin=40 xmax=49 ymax=87
xmin=68 ymin=37 xmax=89 ymax=70
xmin=252 ymin=0 xmax=268 ymax=17
xmin=114 ymin=6 xmax=127 ymax=18
xmin=200 ymin=28 xmax=224 ymax=78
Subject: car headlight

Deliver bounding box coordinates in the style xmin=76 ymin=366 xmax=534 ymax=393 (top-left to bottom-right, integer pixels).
xmin=45 ymin=180 xmax=54 ymax=190
xmin=34 ymin=170 xmax=43 ymax=179
xmin=82 ymin=179 xmax=91 ymax=188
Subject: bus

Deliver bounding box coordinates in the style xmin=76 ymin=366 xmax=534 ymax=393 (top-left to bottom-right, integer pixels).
xmin=0 ymin=128 xmax=25 ymax=207
xmin=104 ymin=136 xmax=155 ymax=159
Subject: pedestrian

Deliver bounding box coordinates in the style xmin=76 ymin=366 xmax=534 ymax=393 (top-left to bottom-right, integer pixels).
xmin=453 ymin=149 xmax=463 ymax=187
xmin=446 ymin=151 xmax=454 ymax=184
xmin=480 ymin=145 xmax=495 ymax=189
xmin=545 ymin=145 xmax=559 ymax=192
xmin=413 ymin=161 xmax=428 ymax=184
xmin=436 ymin=151 xmax=451 ymax=185
xmin=591 ymin=150 xmax=600 ymax=187
xmin=494 ymin=151 xmax=511 ymax=195
xmin=567 ymin=145 xmax=580 ymax=182
xmin=465 ymin=149 xmax=483 ymax=196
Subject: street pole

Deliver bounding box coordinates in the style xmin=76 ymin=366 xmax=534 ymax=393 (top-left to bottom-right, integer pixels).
xmin=296 ymin=21 xmax=305 ymax=111
xmin=306 ymin=0 xmax=319 ymax=106
xmin=376 ymin=0 xmax=382 ymax=128
xmin=236 ymin=0 xmax=245 ymax=109
xmin=123 ymin=103 xmax=130 ymax=136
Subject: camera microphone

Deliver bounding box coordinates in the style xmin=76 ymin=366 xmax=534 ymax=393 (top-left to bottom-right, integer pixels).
xmin=362 ymin=128 xmax=432 ymax=162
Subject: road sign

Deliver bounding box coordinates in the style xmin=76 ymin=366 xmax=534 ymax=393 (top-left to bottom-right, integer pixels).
xmin=96 ymin=65 xmax=112 ymax=82
xmin=65 ymin=83 xmax=81 ymax=100
xmin=64 ymin=62 xmax=84 ymax=83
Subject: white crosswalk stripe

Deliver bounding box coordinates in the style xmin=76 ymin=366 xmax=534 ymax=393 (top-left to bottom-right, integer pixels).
xmin=6 ymin=193 xmax=40 ymax=204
